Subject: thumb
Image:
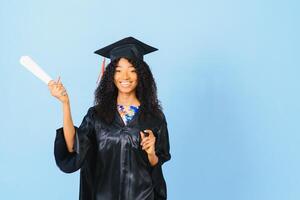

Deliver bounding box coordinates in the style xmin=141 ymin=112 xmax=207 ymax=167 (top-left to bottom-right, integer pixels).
xmin=140 ymin=131 xmax=145 ymax=140
xmin=56 ymin=76 xmax=61 ymax=84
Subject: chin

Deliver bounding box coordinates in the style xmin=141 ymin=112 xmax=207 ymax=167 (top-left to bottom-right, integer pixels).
xmin=117 ymin=87 xmax=136 ymax=94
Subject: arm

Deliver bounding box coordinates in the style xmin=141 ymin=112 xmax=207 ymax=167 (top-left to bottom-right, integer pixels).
xmin=147 ymin=152 xmax=159 ymax=166
xmin=62 ymin=102 xmax=76 ymax=153
xmin=153 ymin=115 xmax=171 ymax=166
xmin=49 ymin=78 xmax=94 ymax=173
xmin=54 ymin=107 xmax=95 ymax=173
xmin=48 ymin=78 xmax=75 ymax=153
xmin=148 ymin=115 xmax=171 ymax=199
xmin=140 ymin=115 xmax=171 ymax=167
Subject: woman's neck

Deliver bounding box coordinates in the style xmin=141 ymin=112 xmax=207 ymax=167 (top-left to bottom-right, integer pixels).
xmin=117 ymin=92 xmax=140 ymax=106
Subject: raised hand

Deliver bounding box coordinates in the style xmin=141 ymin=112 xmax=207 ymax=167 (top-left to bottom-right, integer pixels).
xmin=48 ymin=76 xmax=69 ymax=104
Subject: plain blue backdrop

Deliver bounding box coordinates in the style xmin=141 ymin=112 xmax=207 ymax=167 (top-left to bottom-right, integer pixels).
xmin=0 ymin=0 xmax=299 ymax=199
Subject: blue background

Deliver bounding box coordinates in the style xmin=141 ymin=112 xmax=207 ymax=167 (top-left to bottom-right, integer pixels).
xmin=0 ymin=0 xmax=299 ymax=199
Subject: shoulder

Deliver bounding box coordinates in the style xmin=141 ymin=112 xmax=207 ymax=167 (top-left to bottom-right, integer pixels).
xmin=87 ymin=106 xmax=97 ymax=113
xmin=85 ymin=106 xmax=96 ymax=116
xmin=155 ymin=110 xmax=167 ymax=125
xmin=86 ymin=106 xmax=106 ymax=125
xmin=82 ymin=106 xmax=97 ymax=122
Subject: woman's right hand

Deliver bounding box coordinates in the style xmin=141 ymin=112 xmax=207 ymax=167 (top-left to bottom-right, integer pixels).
xmin=48 ymin=76 xmax=69 ymax=104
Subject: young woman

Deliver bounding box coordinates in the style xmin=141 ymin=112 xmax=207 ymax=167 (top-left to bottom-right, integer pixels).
xmin=48 ymin=37 xmax=171 ymax=200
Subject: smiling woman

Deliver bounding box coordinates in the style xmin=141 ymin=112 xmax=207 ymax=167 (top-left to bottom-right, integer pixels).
xmin=114 ymin=58 xmax=139 ymax=97
xmin=50 ymin=37 xmax=171 ymax=200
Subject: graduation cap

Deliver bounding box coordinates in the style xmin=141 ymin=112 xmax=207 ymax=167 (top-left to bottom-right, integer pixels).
xmin=94 ymin=36 xmax=158 ymax=62
xmin=94 ymin=36 xmax=158 ymax=83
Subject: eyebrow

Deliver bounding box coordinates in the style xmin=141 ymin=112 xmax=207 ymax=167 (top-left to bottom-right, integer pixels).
xmin=116 ymin=65 xmax=134 ymax=68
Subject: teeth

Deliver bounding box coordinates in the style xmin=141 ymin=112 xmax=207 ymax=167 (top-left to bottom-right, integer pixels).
xmin=120 ymin=81 xmax=131 ymax=87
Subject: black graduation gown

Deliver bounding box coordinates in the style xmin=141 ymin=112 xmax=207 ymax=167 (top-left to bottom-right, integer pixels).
xmin=54 ymin=106 xmax=171 ymax=200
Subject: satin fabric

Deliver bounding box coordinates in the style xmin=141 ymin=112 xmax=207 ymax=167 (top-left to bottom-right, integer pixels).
xmin=54 ymin=106 xmax=171 ymax=200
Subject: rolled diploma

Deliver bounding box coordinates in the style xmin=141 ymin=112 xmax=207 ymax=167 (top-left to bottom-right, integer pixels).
xmin=20 ymin=56 xmax=53 ymax=85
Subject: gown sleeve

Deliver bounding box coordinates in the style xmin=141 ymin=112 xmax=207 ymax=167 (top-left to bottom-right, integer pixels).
xmin=151 ymin=114 xmax=171 ymax=200
xmin=54 ymin=107 xmax=95 ymax=173
xmin=154 ymin=114 xmax=171 ymax=166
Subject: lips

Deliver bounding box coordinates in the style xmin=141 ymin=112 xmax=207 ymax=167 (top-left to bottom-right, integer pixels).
xmin=120 ymin=81 xmax=131 ymax=87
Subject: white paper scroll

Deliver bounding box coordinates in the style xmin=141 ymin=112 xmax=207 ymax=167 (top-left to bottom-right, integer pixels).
xmin=20 ymin=56 xmax=53 ymax=85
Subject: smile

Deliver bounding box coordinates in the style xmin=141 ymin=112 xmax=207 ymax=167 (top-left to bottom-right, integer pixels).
xmin=120 ymin=81 xmax=131 ymax=87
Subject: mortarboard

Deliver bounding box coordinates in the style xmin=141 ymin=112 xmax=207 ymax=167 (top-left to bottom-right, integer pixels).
xmin=94 ymin=36 xmax=158 ymax=62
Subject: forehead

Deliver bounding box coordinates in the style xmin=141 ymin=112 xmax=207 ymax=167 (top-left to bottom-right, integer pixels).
xmin=116 ymin=58 xmax=135 ymax=68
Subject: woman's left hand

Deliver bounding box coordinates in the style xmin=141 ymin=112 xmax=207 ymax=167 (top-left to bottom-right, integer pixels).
xmin=140 ymin=130 xmax=156 ymax=155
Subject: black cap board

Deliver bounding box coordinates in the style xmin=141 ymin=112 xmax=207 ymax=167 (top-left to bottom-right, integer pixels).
xmin=94 ymin=37 xmax=158 ymax=62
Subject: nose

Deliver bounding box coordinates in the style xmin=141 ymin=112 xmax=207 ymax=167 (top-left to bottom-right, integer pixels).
xmin=121 ymin=71 xmax=129 ymax=79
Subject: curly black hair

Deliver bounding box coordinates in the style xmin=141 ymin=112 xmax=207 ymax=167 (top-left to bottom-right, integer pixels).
xmin=94 ymin=58 xmax=163 ymax=124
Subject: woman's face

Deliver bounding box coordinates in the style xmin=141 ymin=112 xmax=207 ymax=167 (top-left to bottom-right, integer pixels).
xmin=114 ymin=58 xmax=138 ymax=95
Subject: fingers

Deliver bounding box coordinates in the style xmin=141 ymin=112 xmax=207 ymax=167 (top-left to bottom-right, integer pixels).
xmin=142 ymin=139 xmax=154 ymax=147
xmin=140 ymin=132 xmax=155 ymax=146
xmin=140 ymin=137 xmax=149 ymax=146
xmin=141 ymin=138 xmax=155 ymax=150
xmin=142 ymin=142 xmax=154 ymax=150
xmin=48 ymin=77 xmax=64 ymax=88
xmin=49 ymin=76 xmax=62 ymax=84
xmin=140 ymin=131 xmax=148 ymax=144
xmin=140 ymin=129 xmax=156 ymax=152
xmin=60 ymin=89 xmax=67 ymax=96
xmin=140 ymin=129 xmax=154 ymax=140
xmin=144 ymin=129 xmax=154 ymax=137
xmin=48 ymin=76 xmax=61 ymax=86
xmin=48 ymin=80 xmax=56 ymax=86
xmin=141 ymin=138 xmax=154 ymax=146
xmin=48 ymin=77 xmax=69 ymax=103
xmin=55 ymin=76 xmax=62 ymax=89
xmin=143 ymin=130 xmax=149 ymax=137
xmin=56 ymin=76 xmax=61 ymax=84
xmin=140 ymin=131 xmax=145 ymax=140
xmin=49 ymin=83 xmax=65 ymax=92
xmin=48 ymin=76 xmax=68 ymax=98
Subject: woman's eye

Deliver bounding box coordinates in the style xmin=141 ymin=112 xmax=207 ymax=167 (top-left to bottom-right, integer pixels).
xmin=131 ymin=70 xmax=137 ymax=73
